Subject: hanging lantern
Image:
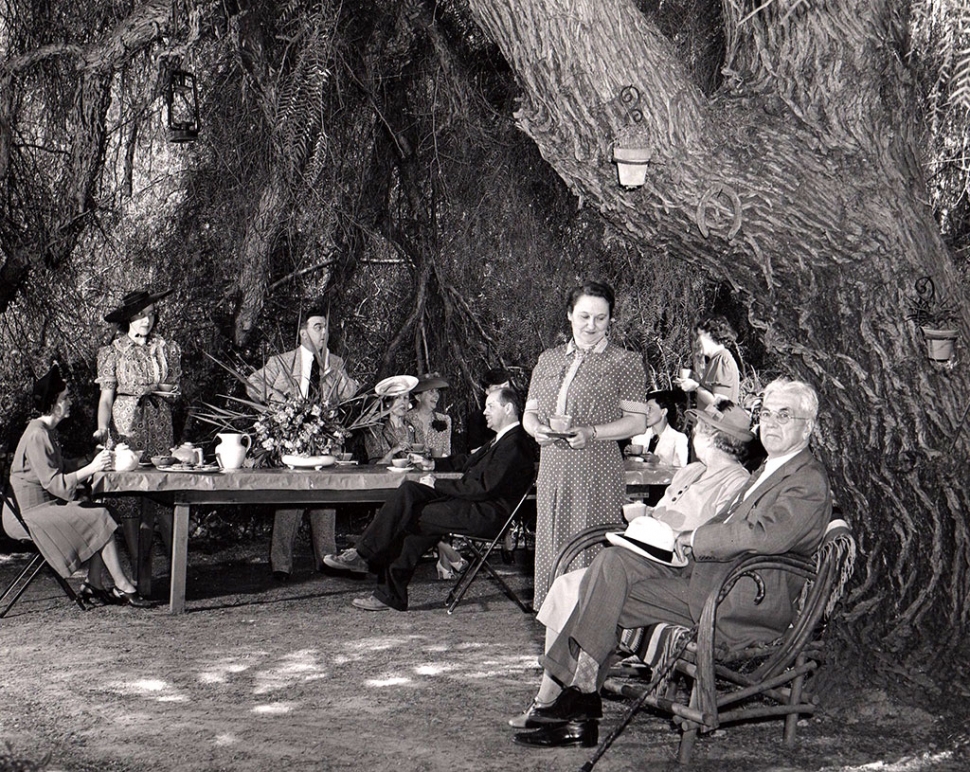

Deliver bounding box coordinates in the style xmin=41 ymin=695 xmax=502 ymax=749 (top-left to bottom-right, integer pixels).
xmin=165 ymin=69 xmax=200 ymax=142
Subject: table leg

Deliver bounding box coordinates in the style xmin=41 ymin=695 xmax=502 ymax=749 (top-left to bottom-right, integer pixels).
xmin=169 ymin=503 xmax=190 ymax=614
xmin=137 ymin=499 xmax=154 ymax=596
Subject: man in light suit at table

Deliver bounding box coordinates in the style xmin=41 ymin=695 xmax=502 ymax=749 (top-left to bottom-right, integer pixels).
xmin=324 ymin=386 xmax=536 ymax=611
xmin=246 ymin=305 xmax=358 ymax=582
xmin=512 ymin=377 xmax=832 ymax=748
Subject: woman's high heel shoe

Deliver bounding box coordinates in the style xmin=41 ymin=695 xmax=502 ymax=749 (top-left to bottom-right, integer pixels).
xmin=435 ymin=554 xmax=469 ymax=580
xmin=79 ymin=581 xmax=117 ymax=606
xmin=109 ymin=587 xmax=153 ymax=608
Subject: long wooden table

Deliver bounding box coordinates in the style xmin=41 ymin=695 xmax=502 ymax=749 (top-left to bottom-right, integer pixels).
xmin=91 ymin=462 xmax=673 ymax=614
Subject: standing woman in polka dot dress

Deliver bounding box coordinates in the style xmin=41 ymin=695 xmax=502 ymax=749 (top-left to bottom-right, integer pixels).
xmin=524 ymin=281 xmax=648 ymax=608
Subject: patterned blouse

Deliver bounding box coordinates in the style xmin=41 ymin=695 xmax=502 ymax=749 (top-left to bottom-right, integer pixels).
xmin=404 ymin=409 xmax=452 ymax=458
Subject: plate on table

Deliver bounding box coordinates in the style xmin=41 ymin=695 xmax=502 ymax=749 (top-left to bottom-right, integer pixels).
xmin=387 ymin=465 xmax=413 ymax=473
xmin=334 ymin=459 xmax=358 ymax=467
xmin=281 ymin=454 xmax=336 ymax=470
xmin=165 ymin=464 xmax=221 ymax=474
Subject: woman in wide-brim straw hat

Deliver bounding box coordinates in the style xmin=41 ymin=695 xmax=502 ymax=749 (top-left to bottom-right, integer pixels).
xmin=94 ymin=287 xmax=181 ymax=565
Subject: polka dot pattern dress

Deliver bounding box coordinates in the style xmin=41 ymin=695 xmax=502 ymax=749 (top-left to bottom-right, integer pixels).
xmin=526 ymin=341 xmax=647 ymax=608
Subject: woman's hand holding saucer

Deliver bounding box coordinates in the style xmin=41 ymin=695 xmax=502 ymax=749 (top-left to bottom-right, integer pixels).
xmin=566 ymin=426 xmax=595 ymax=450
xmin=533 ymin=424 xmax=555 ymax=446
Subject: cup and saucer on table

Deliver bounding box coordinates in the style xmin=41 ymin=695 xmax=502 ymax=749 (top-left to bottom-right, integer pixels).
xmin=388 ymin=458 xmax=414 ymax=473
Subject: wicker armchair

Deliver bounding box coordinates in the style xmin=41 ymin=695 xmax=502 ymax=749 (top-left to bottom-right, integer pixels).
xmin=551 ymin=517 xmax=856 ymax=765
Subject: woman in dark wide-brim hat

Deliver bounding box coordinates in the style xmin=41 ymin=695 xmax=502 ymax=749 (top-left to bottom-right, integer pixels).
xmin=405 ymin=373 xmax=452 ymax=458
xmin=3 ymin=365 xmax=151 ymax=606
xmin=94 ymin=287 xmax=181 ymax=563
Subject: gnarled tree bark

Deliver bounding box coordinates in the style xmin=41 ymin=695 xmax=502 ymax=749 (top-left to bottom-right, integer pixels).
xmin=466 ymin=0 xmax=969 ymax=653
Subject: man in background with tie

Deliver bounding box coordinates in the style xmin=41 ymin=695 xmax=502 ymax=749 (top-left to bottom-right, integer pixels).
xmin=512 ymin=377 xmax=832 ymax=748
xmin=246 ymin=304 xmax=358 ymax=582
xmin=323 ymin=387 xmax=536 ymax=611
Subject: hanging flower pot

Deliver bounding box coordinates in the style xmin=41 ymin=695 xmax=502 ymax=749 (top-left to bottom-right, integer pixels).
xmin=612 ymin=146 xmax=652 ymax=188
xmin=921 ymin=327 xmax=958 ymax=362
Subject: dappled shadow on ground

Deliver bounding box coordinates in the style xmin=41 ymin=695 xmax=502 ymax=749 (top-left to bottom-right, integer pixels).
xmin=2 ymin=537 xmax=969 ymax=771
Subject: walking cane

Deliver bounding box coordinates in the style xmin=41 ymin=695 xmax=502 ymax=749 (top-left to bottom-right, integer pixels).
xmin=578 ymin=630 xmax=697 ymax=772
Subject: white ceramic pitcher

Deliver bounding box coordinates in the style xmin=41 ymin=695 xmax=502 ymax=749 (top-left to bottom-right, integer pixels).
xmin=215 ymin=433 xmax=251 ymax=470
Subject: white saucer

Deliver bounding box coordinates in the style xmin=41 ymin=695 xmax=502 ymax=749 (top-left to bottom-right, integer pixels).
xmin=387 ymin=466 xmax=413 ymax=473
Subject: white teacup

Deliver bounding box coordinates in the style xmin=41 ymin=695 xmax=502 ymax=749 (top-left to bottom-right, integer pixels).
xmin=549 ymin=414 xmax=573 ymax=434
xmin=679 ymin=368 xmax=692 ymax=381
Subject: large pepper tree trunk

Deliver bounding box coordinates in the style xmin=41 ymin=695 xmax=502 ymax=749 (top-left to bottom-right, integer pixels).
xmin=466 ymin=0 xmax=970 ymax=654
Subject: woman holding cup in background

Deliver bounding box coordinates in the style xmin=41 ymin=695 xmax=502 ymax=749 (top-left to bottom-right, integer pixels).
xmin=524 ymin=281 xmax=648 ymax=608
xmin=674 ymin=314 xmax=740 ymax=411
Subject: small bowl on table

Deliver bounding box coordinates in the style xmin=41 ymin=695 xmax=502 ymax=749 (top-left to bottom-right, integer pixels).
xmin=391 ymin=457 xmax=412 ymax=469
xmin=151 ymin=455 xmax=177 ymax=469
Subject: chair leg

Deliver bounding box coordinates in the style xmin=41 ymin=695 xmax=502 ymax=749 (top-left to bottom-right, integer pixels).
xmin=49 ymin=566 xmax=88 ymax=611
xmin=0 ymin=554 xmax=46 ymax=618
xmin=446 ymin=538 xmax=532 ymax=614
xmin=784 ymin=655 xmax=808 ymax=746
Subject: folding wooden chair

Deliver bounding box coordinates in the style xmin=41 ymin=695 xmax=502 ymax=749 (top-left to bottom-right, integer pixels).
xmin=551 ymin=517 xmax=856 ymax=766
xmin=1 ymin=480 xmax=88 ymax=619
xmin=444 ymin=485 xmax=535 ymax=614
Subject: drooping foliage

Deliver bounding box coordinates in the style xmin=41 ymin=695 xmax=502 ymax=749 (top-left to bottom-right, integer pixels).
xmin=1 ymin=0 xmax=970 ymax=664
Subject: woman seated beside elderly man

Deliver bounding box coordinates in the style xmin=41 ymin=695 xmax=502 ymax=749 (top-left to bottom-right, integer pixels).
xmin=510 ymin=401 xmax=754 ymax=726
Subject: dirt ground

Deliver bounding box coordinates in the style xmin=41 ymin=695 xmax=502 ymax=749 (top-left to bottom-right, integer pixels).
xmin=2 ymin=520 xmax=969 ymax=772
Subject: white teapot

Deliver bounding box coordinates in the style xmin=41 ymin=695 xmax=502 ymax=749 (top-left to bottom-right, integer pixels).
xmin=215 ymin=433 xmax=251 ymax=470
xmin=113 ymin=443 xmax=141 ymax=472
xmin=170 ymin=442 xmax=203 ymax=466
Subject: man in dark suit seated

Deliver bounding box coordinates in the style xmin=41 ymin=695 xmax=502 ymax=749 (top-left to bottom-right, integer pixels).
xmin=511 ymin=377 xmax=833 ymax=748
xmin=324 ymin=386 xmax=536 ymax=612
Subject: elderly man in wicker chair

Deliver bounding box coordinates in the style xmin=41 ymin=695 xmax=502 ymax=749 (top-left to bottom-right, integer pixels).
xmin=511 ymin=377 xmax=833 ymax=749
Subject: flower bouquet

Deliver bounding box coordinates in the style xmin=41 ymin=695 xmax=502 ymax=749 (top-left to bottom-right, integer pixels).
xmin=194 ymin=355 xmax=384 ymax=468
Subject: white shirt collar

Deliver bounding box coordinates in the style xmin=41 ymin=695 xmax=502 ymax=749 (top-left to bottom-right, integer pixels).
xmin=492 ymin=421 xmax=520 ymax=443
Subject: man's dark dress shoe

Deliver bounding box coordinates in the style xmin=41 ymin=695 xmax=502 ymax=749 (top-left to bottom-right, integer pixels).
xmin=513 ymin=720 xmax=599 ymax=748
xmin=530 ymin=686 xmax=602 ymax=724
xmin=272 ymin=571 xmax=290 ymax=583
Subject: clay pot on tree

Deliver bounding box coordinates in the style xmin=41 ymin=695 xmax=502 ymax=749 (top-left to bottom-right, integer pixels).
xmin=906 ymin=276 xmax=959 ymax=362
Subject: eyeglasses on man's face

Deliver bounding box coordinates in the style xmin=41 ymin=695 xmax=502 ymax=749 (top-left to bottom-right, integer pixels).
xmin=758 ymin=407 xmax=809 ymax=426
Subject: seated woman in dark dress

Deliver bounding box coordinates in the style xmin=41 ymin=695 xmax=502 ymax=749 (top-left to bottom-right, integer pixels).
xmin=3 ymin=365 xmax=150 ymax=607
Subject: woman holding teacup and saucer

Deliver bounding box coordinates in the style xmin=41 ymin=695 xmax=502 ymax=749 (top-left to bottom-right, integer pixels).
xmin=523 ymin=281 xmax=649 ymax=609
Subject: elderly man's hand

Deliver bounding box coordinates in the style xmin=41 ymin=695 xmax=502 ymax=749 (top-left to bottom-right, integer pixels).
xmin=674 ymin=531 xmax=694 ymax=563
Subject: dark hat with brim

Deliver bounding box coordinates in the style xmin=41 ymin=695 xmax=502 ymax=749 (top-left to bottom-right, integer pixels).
xmin=33 ymin=364 xmax=67 ymax=414
xmin=412 ymin=374 xmax=450 ymax=393
xmin=105 ymin=288 xmax=173 ymax=323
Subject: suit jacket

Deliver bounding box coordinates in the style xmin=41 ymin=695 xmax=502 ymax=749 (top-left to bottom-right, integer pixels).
xmin=430 ymin=425 xmax=536 ymax=522
xmin=687 ymin=447 xmax=832 ymax=649
xmin=245 ymin=347 xmax=357 ymax=404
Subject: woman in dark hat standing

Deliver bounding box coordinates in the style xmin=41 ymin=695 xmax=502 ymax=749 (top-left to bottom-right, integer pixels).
xmin=94 ymin=287 xmax=181 ymax=563
xmin=4 ymin=365 xmax=151 ymax=606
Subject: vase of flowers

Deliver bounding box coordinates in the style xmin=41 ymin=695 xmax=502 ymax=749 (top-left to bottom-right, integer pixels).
xmin=196 ymin=356 xmax=383 ymax=468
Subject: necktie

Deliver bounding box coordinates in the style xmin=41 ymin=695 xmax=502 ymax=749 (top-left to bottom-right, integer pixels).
xmin=647 ymin=434 xmax=660 ymax=454
xmin=307 ymin=356 xmax=320 ymax=399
